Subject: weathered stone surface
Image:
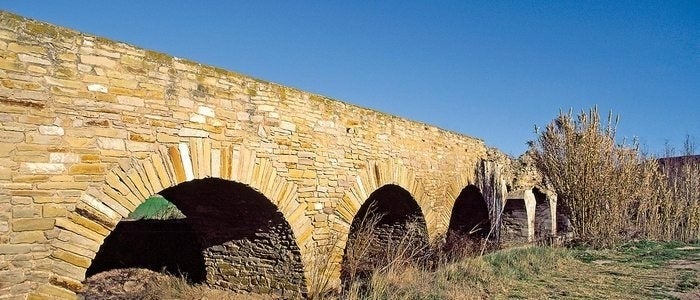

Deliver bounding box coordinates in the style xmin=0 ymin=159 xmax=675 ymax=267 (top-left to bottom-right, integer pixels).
xmin=12 ymin=218 xmax=55 ymax=231
xmin=49 ymin=152 xmax=80 ymax=163
xmin=177 ymin=127 xmax=208 ymax=138
xmin=96 ymin=137 xmax=125 ymax=150
xmin=0 ymin=12 xmax=545 ymax=300
xmin=80 ymin=55 xmax=116 ymax=68
xmin=0 ymin=131 xmax=25 ymax=143
xmin=53 ymin=249 xmax=92 ymax=268
xmin=38 ymin=125 xmax=64 ymax=136
xmin=10 ymin=231 xmax=46 ymax=243
xmin=87 ymin=83 xmax=108 ymax=93
xmin=19 ymin=163 xmax=65 ymax=174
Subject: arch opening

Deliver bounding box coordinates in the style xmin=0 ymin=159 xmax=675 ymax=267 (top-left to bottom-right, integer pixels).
xmin=447 ymin=185 xmax=491 ymax=241
xmin=84 ymin=178 xmax=306 ymax=298
xmin=86 ymin=194 xmax=205 ymax=283
xmin=500 ymin=199 xmax=529 ymax=243
xmin=341 ymin=184 xmax=429 ymax=286
xmin=533 ymin=188 xmax=553 ymax=240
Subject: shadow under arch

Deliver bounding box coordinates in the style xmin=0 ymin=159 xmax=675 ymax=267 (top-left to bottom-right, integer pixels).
xmin=533 ymin=187 xmax=553 ymax=239
xmin=447 ymin=185 xmax=491 ymax=240
xmin=84 ymin=178 xmax=306 ymax=298
xmin=340 ymin=184 xmax=429 ymax=286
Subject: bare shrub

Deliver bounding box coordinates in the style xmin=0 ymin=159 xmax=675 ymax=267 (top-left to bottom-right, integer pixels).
xmin=341 ymin=208 xmax=431 ymax=298
xmin=529 ymin=107 xmax=672 ymax=247
xmin=657 ymin=153 xmax=700 ymax=242
xmin=340 ymin=208 xmax=385 ymax=287
xmin=306 ymin=232 xmax=343 ymax=299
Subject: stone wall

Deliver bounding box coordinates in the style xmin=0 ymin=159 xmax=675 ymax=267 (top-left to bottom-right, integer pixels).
xmin=0 ymin=12 xmax=544 ymax=299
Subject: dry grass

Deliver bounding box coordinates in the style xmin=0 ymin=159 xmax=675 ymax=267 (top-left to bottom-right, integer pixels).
xmin=529 ymin=107 xmax=700 ymax=247
xmin=136 ymin=274 xmax=274 ymax=300
xmin=128 ymin=241 xmax=698 ymax=300
xmin=659 ymin=154 xmax=700 ymax=242
xmin=340 ymin=241 xmax=699 ymax=299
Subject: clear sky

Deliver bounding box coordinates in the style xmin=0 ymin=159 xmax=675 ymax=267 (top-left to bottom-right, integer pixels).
xmin=2 ymin=1 xmax=698 ymax=156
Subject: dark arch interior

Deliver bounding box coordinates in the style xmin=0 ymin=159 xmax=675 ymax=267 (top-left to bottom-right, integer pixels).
xmin=341 ymin=184 xmax=428 ymax=285
xmin=86 ymin=178 xmax=306 ymax=297
xmin=447 ymin=185 xmax=491 ymax=240
xmin=533 ymin=188 xmax=553 ymax=239
xmin=500 ymin=199 xmax=529 ymax=242
xmin=86 ymin=217 xmax=206 ymax=282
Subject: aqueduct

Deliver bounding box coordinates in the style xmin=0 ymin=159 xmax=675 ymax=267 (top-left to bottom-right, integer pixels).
xmin=0 ymin=12 xmax=556 ymax=299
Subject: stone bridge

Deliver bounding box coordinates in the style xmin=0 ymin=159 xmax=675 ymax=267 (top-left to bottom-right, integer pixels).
xmin=0 ymin=12 xmax=557 ymax=299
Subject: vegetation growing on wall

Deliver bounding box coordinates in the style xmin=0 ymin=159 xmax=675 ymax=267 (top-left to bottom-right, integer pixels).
xmin=128 ymin=195 xmax=186 ymax=220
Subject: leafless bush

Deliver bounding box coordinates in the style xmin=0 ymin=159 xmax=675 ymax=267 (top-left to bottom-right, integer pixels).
xmin=306 ymin=232 xmax=343 ymax=299
xmin=528 ymin=107 xmax=685 ymax=247
xmin=656 ymin=141 xmax=700 ymax=242
xmin=340 ymin=207 xmax=432 ymax=297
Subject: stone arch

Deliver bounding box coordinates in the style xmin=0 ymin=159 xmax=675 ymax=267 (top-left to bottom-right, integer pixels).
xmin=501 ymin=189 xmax=534 ymax=243
xmin=336 ymin=160 xmax=434 ymax=239
xmin=533 ymin=187 xmax=554 ymax=239
xmin=48 ymin=140 xmax=314 ymax=295
xmin=440 ymin=172 xmax=477 ymax=235
xmin=447 ymin=185 xmax=491 ymax=240
xmin=442 ymin=160 xmax=509 ymax=242
xmin=340 ymin=184 xmax=429 ymax=285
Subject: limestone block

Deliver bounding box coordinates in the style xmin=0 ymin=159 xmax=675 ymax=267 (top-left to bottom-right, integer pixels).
xmin=280 ymin=121 xmax=296 ymax=132
xmin=12 ymin=218 xmax=55 ymax=231
xmin=126 ymin=141 xmax=157 ymax=152
xmin=80 ymin=193 xmax=120 ymax=222
xmin=68 ymin=164 xmax=105 ymax=175
xmin=0 ymin=269 xmax=25 ymax=286
xmin=34 ymin=282 xmax=76 ymax=299
xmin=0 ymin=131 xmax=25 ymax=143
xmin=189 ymin=114 xmax=205 ymax=123
xmin=10 ymin=231 xmax=46 ymax=243
xmin=57 ymin=230 xmax=100 ymax=253
xmin=11 ymin=205 xmax=41 ymax=218
xmin=49 ymin=153 xmax=79 ymax=163
xmin=0 ymin=244 xmax=33 ymax=254
xmin=116 ymin=95 xmax=144 ymax=107
xmin=87 ymin=84 xmax=107 ymax=93
xmin=52 ymin=248 xmax=91 ymax=268
xmin=8 ymin=43 xmax=47 ymax=54
xmin=25 ymin=133 xmax=62 ymax=145
xmin=80 ymin=54 xmax=116 ymax=68
xmin=178 ymin=143 xmax=195 ymax=181
xmin=17 ymin=53 xmax=51 ymax=65
xmin=178 ymin=128 xmax=208 ymax=138
xmin=38 ymin=125 xmax=64 ymax=136
xmin=258 ymin=104 xmax=275 ymax=112
xmin=96 ymin=137 xmax=125 ymax=150
xmin=43 ymin=204 xmax=68 ymax=218
xmin=20 ymin=163 xmax=65 ymax=174
xmin=178 ymin=97 xmax=194 ymax=108
xmin=52 ymin=240 xmax=96 ymax=260
xmin=156 ymin=132 xmax=180 ymax=143
xmin=198 ymin=105 xmax=215 ymax=117
xmin=0 ymin=167 xmax=11 ymax=180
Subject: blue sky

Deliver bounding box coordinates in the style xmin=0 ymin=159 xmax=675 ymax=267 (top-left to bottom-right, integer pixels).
xmin=2 ymin=1 xmax=698 ymax=156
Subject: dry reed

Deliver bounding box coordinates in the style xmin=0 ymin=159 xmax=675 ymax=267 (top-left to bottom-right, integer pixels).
xmin=530 ymin=107 xmax=699 ymax=247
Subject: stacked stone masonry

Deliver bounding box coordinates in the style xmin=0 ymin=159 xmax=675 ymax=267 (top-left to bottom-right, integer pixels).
xmin=0 ymin=12 xmax=553 ymax=299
